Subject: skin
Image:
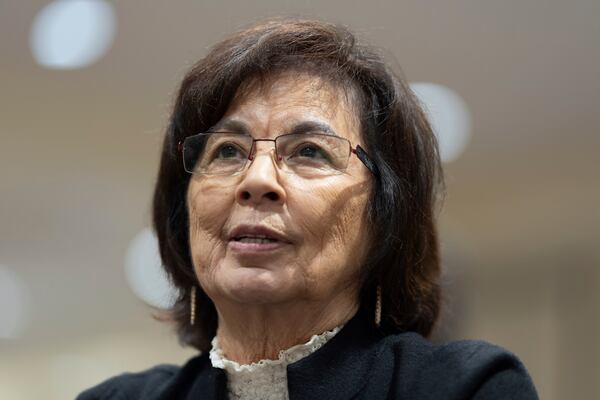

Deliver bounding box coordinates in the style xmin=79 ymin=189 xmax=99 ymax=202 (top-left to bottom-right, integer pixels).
xmin=186 ymin=72 xmax=373 ymax=364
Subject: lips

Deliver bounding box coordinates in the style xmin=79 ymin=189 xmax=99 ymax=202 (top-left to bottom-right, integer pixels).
xmin=228 ymin=224 xmax=292 ymax=244
xmin=228 ymin=225 xmax=291 ymax=255
xmin=234 ymin=235 xmax=278 ymax=244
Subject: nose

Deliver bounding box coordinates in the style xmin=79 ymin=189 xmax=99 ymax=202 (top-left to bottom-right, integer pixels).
xmin=235 ymin=144 xmax=286 ymax=206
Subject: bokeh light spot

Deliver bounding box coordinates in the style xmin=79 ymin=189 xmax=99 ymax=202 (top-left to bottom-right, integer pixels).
xmin=124 ymin=228 xmax=179 ymax=309
xmin=410 ymin=82 xmax=473 ymax=163
xmin=30 ymin=0 xmax=117 ymax=69
xmin=0 ymin=264 xmax=32 ymax=339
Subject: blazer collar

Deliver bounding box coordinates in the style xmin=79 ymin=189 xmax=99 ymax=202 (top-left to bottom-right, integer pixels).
xmin=175 ymin=306 xmax=381 ymax=400
xmin=286 ymin=306 xmax=383 ymax=400
xmin=153 ymin=353 xmax=224 ymax=400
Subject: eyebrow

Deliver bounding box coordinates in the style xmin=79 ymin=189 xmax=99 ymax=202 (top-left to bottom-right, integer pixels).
xmin=208 ymin=119 xmax=250 ymax=134
xmin=288 ymin=121 xmax=338 ymax=137
xmin=208 ymin=118 xmax=339 ymax=137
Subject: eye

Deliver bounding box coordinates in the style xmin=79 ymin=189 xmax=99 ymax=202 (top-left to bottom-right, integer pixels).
xmin=216 ymin=143 xmax=243 ymax=159
xmin=293 ymin=143 xmax=328 ymax=160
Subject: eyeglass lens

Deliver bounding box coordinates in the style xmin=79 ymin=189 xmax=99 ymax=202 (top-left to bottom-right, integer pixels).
xmin=183 ymin=132 xmax=351 ymax=176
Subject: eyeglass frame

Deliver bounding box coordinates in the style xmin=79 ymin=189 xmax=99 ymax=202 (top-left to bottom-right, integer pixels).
xmin=178 ymin=131 xmax=379 ymax=178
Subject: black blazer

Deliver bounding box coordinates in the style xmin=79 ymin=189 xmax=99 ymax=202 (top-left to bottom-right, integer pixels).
xmin=77 ymin=308 xmax=538 ymax=399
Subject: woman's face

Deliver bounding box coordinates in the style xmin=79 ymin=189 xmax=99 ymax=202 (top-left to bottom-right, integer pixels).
xmin=187 ymin=73 xmax=372 ymax=310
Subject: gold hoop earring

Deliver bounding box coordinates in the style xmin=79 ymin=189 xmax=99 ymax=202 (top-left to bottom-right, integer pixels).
xmin=375 ymin=285 xmax=382 ymax=327
xmin=190 ymin=286 xmax=197 ymax=326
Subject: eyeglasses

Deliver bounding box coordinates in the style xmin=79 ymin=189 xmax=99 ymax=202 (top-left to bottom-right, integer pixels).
xmin=180 ymin=132 xmax=378 ymax=178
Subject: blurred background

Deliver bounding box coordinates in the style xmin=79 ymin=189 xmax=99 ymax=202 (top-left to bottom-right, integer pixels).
xmin=1 ymin=0 xmax=598 ymax=398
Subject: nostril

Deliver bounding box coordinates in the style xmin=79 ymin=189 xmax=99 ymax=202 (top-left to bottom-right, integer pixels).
xmin=265 ymin=192 xmax=279 ymax=201
xmin=239 ymin=191 xmax=279 ymax=202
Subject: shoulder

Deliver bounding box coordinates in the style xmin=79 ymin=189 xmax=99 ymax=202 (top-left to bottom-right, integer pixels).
xmin=376 ymin=332 xmax=538 ymax=399
xmin=76 ymin=364 xmax=180 ymax=400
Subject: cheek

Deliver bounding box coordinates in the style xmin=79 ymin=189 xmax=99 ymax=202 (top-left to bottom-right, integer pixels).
xmin=187 ymin=179 xmax=234 ymax=271
xmin=288 ymin=177 xmax=371 ymax=283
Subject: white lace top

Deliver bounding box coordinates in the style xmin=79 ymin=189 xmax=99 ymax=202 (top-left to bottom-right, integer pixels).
xmin=209 ymin=325 xmax=343 ymax=400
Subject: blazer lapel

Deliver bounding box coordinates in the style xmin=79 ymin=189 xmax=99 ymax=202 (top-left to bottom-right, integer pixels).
xmin=186 ymin=362 xmax=228 ymax=400
xmin=286 ymin=307 xmax=383 ymax=400
xmin=157 ymin=354 xmax=227 ymax=400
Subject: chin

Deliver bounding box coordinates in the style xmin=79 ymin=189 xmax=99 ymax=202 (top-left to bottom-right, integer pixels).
xmin=217 ymin=265 xmax=295 ymax=305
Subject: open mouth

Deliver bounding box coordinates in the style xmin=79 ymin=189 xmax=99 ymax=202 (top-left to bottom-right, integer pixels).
xmin=233 ymin=235 xmax=279 ymax=244
xmin=227 ymin=225 xmax=291 ymax=254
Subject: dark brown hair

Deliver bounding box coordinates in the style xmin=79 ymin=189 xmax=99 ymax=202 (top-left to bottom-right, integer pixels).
xmin=153 ymin=18 xmax=444 ymax=351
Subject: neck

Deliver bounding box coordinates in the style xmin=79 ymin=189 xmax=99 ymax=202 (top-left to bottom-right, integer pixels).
xmin=215 ymin=297 xmax=358 ymax=364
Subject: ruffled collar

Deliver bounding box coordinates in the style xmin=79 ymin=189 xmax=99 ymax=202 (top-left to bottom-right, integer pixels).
xmin=209 ymin=325 xmax=342 ymax=371
xmin=209 ymin=325 xmax=343 ymax=399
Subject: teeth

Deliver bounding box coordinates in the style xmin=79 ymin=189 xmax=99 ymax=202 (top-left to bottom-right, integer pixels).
xmin=238 ymin=237 xmax=276 ymax=244
xmin=243 ymin=234 xmax=271 ymax=239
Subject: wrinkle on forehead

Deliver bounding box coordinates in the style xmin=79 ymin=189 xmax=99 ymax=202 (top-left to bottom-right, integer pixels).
xmin=225 ymin=70 xmax=362 ymax=135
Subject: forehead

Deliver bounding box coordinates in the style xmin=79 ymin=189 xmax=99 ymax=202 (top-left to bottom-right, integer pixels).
xmin=216 ymin=72 xmax=362 ymax=143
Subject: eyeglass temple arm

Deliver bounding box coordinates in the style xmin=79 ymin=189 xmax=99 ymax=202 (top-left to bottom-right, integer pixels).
xmin=353 ymin=145 xmax=379 ymax=177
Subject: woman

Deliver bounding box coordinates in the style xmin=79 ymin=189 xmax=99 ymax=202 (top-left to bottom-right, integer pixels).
xmin=79 ymin=18 xmax=538 ymax=399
